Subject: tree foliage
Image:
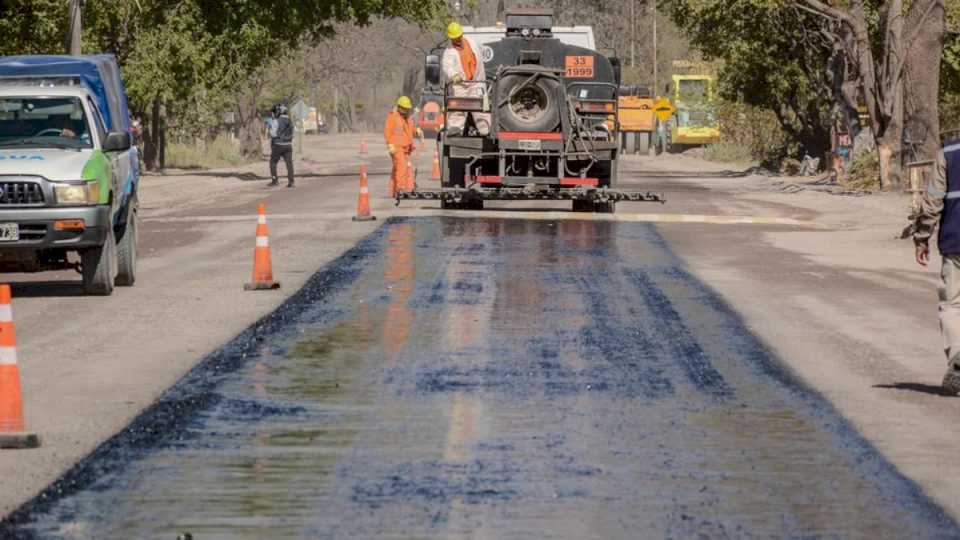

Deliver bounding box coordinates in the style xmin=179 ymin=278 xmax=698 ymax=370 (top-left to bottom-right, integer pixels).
xmin=0 ymin=0 xmax=446 ymax=166
xmin=664 ymin=0 xmax=833 ymax=159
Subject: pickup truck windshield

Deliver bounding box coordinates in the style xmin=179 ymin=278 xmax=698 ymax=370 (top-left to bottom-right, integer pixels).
xmin=0 ymin=97 xmax=93 ymax=150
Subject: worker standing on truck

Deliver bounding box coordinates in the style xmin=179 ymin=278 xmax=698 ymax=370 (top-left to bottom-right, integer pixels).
xmin=269 ymin=104 xmax=295 ymax=188
xmin=442 ymin=22 xmax=490 ymax=136
xmin=914 ymin=143 xmax=960 ymax=395
xmin=384 ymin=96 xmax=421 ymax=197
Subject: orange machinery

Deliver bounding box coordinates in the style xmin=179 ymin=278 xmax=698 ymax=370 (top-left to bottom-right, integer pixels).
xmin=617 ymin=85 xmax=655 ymax=155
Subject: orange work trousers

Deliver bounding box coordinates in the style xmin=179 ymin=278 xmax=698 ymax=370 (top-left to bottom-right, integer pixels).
xmin=389 ymin=150 xmax=414 ymax=197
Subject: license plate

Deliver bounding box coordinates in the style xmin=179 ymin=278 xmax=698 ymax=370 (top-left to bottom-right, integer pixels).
xmin=518 ymin=139 xmax=542 ymax=151
xmin=0 ymin=223 xmax=18 ymax=241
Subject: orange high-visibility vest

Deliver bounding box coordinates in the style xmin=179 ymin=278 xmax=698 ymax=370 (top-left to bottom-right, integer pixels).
xmin=384 ymin=110 xmax=414 ymax=149
xmin=456 ymin=40 xmax=478 ymax=81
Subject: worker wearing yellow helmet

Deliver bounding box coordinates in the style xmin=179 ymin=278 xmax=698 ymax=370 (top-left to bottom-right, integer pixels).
xmin=383 ymin=96 xmax=422 ymax=196
xmin=443 ymin=21 xmax=490 ymax=136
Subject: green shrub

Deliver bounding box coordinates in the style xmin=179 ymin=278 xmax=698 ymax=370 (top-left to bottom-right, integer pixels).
xmin=704 ymin=141 xmax=753 ymax=163
xmin=844 ymin=150 xmax=880 ymax=190
xmin=208 ymin=136 xmax=246 ymax=167
xmin=709 ymin=101 xmax=792 ymax=168
xmin=165 ymin=136 xmax=247 ymax=169
xmin=165 ymin=142 xmax=205 ymax=169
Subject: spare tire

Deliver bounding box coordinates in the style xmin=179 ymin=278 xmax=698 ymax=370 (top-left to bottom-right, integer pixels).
xmin=497 ymin=73 xmax=562 ymax=133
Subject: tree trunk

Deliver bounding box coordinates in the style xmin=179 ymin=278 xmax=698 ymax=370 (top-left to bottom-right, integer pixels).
xmin=142 ymin=98 xmax=161 ymax=171
xmin=903 ymin=0 xmax=945 ymax=162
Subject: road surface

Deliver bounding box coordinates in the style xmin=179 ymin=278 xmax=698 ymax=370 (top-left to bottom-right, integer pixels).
xmin=2 ymin=216 xmax=956 ymax=538
xmin=1 ymin=135 xmax=960 ymax=538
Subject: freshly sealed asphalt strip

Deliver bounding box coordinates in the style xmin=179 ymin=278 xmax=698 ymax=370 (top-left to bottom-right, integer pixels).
xmin=1 ymin=217 xmax=956 ymax=539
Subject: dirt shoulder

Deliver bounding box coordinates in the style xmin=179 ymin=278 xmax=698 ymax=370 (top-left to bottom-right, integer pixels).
xmin=627 ymin=152 xmax=960 ymax=520
xmin=0 ymin=133 xmax=400 ymax=517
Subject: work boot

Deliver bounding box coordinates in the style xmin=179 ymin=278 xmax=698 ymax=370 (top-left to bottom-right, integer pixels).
xmin=269 ymin=176 xmax=279 ymax=187
xmin=287 ymin=181 xmax=295 ymax=189
xmin=943 ymin=356 xmax=960 ymax=396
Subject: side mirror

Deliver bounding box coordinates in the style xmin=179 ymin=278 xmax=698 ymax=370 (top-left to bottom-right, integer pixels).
xmin=425 ymin=55 xmax=442 ymax=87
xmin=609 ymin=57 xmax=622 ymax=87
xmin=103 ymin=131 xmax=131 ymax=152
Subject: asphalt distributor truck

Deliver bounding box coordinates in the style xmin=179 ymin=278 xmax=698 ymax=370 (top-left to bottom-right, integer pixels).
xmin=399 ymin=9 xmax=663 ymax=213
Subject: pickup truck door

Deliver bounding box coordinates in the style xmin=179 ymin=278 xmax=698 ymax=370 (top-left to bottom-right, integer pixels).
xmin=88 ymin=98 xmax=132 ymax=220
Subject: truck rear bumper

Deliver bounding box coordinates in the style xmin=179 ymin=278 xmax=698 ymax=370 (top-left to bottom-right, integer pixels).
xmin=0 ymin=205 xmax=111 ymax=251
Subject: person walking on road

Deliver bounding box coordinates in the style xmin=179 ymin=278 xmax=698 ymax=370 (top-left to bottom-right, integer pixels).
xmin=269 ymin=104 xmax=295 ymax=188
xmin=442 ymin=22 xmax=490 ymax=136
xmin=384 ymin=96 xmax=421 ymax=197
xmin=914 ymin=142 xmax=960 ymax=395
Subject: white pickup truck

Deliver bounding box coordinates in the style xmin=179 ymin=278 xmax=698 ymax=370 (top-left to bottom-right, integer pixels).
xmin=0 ymin=55 xmax=139 ymax=295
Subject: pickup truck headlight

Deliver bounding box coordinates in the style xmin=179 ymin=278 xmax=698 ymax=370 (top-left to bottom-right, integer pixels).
xmin=53 ymin=182 xmax=100 ymax=205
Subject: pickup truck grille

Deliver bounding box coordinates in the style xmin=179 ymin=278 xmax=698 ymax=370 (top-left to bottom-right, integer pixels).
xmin=0 ymin=182 xmax=44 ymax=206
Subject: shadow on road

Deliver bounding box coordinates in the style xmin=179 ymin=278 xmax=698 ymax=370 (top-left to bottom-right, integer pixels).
xmin=11 ymin=281 xmax=85 ymax=298
xmin=161 ymin=170 xmax=391 ymax=182
xmin=873 ymin=382 xmax=958 ymax=397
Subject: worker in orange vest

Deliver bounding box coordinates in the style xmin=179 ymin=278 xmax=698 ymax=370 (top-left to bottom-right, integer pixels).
xmin=443 ymin=22 xmax=490 ymax=136
xmin=384 ymin=96 xmax=422 ymax=196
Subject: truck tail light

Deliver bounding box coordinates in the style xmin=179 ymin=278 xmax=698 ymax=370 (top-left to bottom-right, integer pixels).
xmin=447 ymin=98 xmax=484 ymax=111
xmin=577 ymin=101 xmax=616 ymax=113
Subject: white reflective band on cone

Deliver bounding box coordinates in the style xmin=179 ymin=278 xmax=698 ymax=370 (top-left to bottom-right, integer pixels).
xmin=361 ymin=187 xmax=369 ymax=194
xmin=0 ymin=347 xmax=17 ymax=365
xmin=256 ymin=237 xmax=269 ymax=247
xmin=0 ymin=305 xmax=12 ymax=322
xmin=258 ymin=215 xmax=267 ymax=225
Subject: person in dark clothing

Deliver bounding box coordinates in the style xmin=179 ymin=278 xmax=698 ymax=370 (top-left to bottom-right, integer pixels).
xmin=914 ymin=144 xmax=960 ymax=395
xmin=269 ymin=104 xmax=295 ymax=188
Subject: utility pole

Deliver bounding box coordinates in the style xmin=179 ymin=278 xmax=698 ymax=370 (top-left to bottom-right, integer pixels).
xmin=67 ymin=0 xmax=83 ymax=55
xmin=332 ymin=86 xmax=339 ymax=134
xmin=630 ymin=0 xmax=636 ymax=68
xmin=653 ymin=0 xmax=658 ymax=97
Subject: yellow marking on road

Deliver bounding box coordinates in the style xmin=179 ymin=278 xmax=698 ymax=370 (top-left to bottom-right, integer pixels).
xmin=143 ymin=209 xmax=827 ymax=229
xmin=409 ymin=209 xmax=828 ymax=228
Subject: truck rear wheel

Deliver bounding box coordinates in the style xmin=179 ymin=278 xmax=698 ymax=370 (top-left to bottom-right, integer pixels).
xmin=81 ymin=227 xmax=117 ymax=296
xmin=625 ymin=133 xmax=637 ymax=155
xmin=595 ymin=201 xmax=616 ymax=214
xmin=441 ymin=199 xmax=463 ymax=210
xmin=115 ymin=200 xmax=138 ymax=287
xmin=572 ymin=200 xmax=594 ymax=212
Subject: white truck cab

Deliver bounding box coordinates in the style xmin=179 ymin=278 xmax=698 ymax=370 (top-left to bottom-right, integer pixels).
xmin=0 ymin=56 xmax=139 ymax=295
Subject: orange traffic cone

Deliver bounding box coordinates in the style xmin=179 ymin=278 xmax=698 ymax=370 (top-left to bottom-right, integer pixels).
xmin=359 ymin=138 xmax=368 ymax=156
xmin=353 ymin=164 xmax=376 ymax=222
xmin=0 ymin=285 xmax=39 ymax=449
xmin=244 ymin=204 xmax=280 ymax=290
xmin=431 ymin=148 xmax=441 ymax=181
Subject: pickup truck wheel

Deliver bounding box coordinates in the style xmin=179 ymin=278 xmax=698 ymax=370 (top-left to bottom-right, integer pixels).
xmin=81 ymin=227 xmax=117 ymax=296
xmin=115 ymin=202 xmax=138 ymax=286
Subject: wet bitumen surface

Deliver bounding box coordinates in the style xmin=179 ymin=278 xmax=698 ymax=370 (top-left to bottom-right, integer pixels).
xmin=2 ymin=217 xmax=958 ymax=539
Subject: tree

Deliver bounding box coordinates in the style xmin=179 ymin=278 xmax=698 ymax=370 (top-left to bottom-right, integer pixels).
xmin=80 ymin=0 xmax=447 ymax=165
xmin=795 ymin=0 xmax=946 ymax=188
xmin=664 ymin=0 xmax=834 ymax=161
